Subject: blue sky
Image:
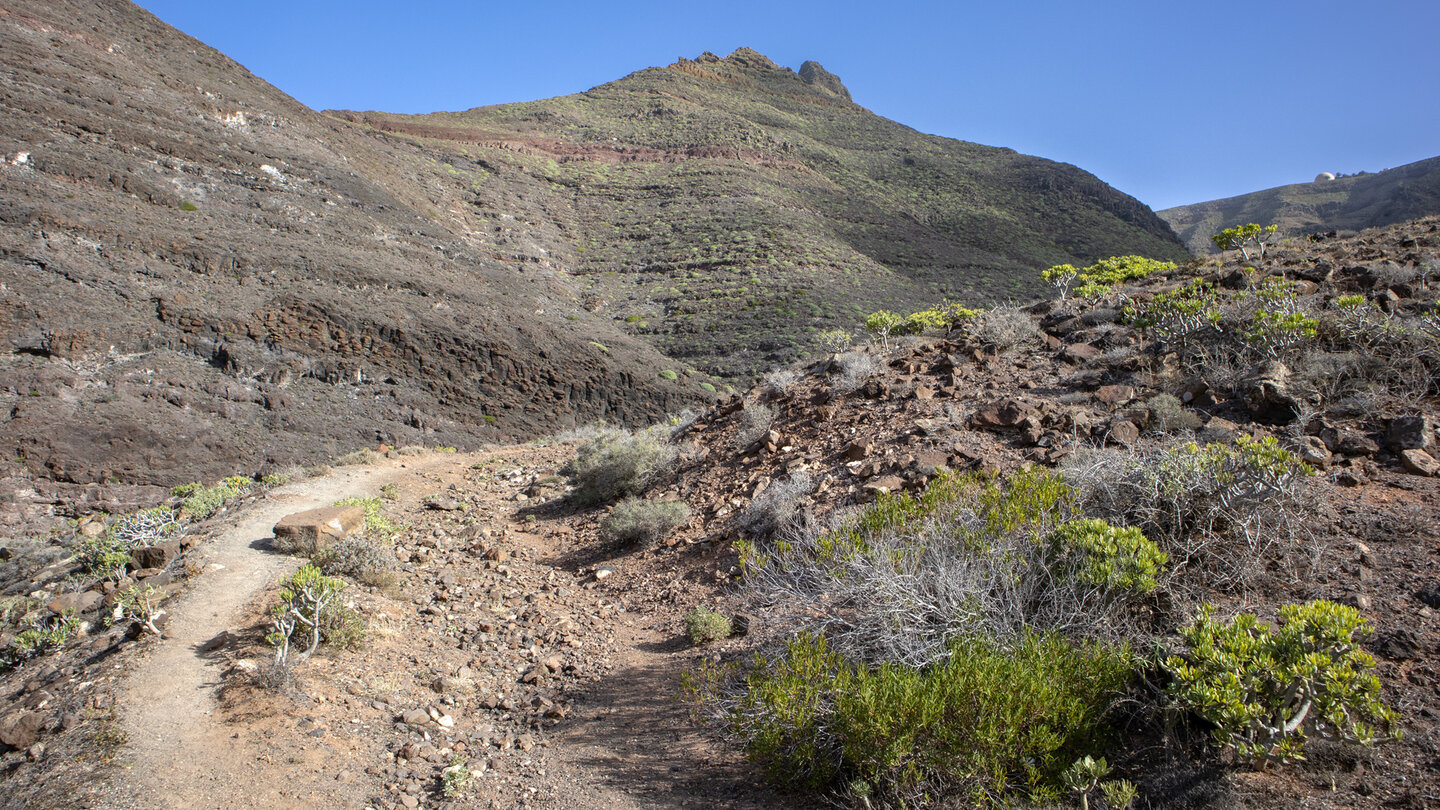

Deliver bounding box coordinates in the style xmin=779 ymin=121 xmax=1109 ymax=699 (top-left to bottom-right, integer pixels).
xmin=133 ymin=0 xmax=1439 ymax=211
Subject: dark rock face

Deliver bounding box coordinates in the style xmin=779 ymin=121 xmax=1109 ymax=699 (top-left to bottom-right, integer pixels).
xmin=798 ymin=60 xmax=852 ymax=100
xmin=0 ymin=0 xmax=706 ymax=485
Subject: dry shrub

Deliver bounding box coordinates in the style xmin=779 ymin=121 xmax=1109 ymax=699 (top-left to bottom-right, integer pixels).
xmin=971 ymin=304 xmax=1041 ymax=354
xmin=762 ymin=368 xmax=800 ymax=395
xmin=600 ymin=497 xmax=690 ymax=546
xmin=736 ymin=402 xmax=776 ymax=446
xmin=312 ymin=536 xmax=399 ymax=590
xmin=740 ymin=469 xmax=1154 ymax=668
xmin=1063 ymin=435 xmax=1316 ymax=591
xmin=562 ymin=427 xmax=676 ymax=505
xmin=832 ymin=350 xmax=879 ymax=393
xmin=735 ymin=474 xmax=813 ymax=538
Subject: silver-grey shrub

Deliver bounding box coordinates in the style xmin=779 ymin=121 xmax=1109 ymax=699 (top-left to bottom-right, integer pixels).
xmin=735 ymin=473 xmax=814 ymax=539
xmin=600 ymin=497 xmax=690 ymax=546
xmin=562 ymin=427 xmax=677 ymax=505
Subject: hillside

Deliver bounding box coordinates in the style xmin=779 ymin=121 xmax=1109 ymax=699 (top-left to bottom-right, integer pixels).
xmin=1161 ymin=154 xmax=1440 ymax=253
xmin=0 ymin=0 xmax=707 ymax=486
xmin=329 ymin=48 xmax=1189 ymax=377
xmin=0 ymin=216 xmax=1434 ymax=810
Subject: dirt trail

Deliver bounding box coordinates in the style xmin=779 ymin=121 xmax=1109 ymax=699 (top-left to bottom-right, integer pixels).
xmin=115 ymin=455 xmax=453 ymax=810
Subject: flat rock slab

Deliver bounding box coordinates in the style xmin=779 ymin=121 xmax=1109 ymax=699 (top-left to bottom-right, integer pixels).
xmin=273 ymin=505 xmax=365 ymax=552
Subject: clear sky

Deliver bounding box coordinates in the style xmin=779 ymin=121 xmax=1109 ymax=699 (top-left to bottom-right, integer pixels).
xmin=132 ymin=0 xmax=1439 ymax=211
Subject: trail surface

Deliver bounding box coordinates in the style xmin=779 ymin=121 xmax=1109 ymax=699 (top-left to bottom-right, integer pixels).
xmin=115 ymin=456 xmax=450 ymax=809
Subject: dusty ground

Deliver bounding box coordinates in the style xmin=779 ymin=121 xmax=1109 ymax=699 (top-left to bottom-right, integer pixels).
xmin=81 ymin=445 xmax=789 ymax=810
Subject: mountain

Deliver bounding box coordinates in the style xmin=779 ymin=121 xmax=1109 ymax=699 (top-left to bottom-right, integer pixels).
xmin=1160 ymin=155 xmax=1440 ymax=254
xmin=0 ymin=0 xmax=705 ymax=486
xmin=328 ymin=48 xmax=1189 ymax=377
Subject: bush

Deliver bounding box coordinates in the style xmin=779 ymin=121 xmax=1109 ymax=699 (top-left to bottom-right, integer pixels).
xmin=1166 ymin=600 xmax=1398 ymax=765
xmin=737 ymin=402 xmax=776 ymax=446
xmin=740 ymin=470 xmax=1151 ymax=667
xmin=312 ymin=536 xmax=399 ymax=590
xmin=266 ymin=564 xmax=346 ymax=665
xmin=762 ymin=368 xmax=800 ymax=395
xmin=685 ymin=606 xmax=732 ymax=644
xmin=1047 ymin=519 xmax=1166 ymax=595
xmin=176 ymin=477 xmax=254 ymax=520
xmin=815 ymin=328 xmax=852 ymax=353
xmin=1212 ymin=223 xmax=1278 ymax=261
xmin=562 ymin=428 xmax=676 ymax=505
xmin=832 ymin=350 xmax=879 ymax=392
xmin=600 ymin=497 xmax=689 ymax=545
xmin=1145 ymin=393 xmax=1204 ymax=433
xmin=970 ymin=303 xmax=1041 ymax=354
xmin=705 ymin=630 xmax=1134 ymax=803
xmin=1064 ymin=435 xmax=1314 ymax=587
xmin=735 ymin=474 xmax=813 ymax=539
xmin=658 ymin=369 xmax=679 ymax=381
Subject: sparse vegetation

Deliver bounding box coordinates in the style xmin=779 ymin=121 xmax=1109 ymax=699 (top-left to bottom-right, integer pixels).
xmin=684 ymin=606 xmax=732 ymax=644
xmin=599 ymin=497 xmax=690 ymax=546
xmin=735 ymin=474 xmax=813 ymax=539
xmin=561 ymin=427 xmax=676 ymax=504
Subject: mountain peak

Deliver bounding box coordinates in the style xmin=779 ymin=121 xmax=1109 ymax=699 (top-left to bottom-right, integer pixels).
xmin=798 ymin=60 xmax=851 ymax=100
xmin=723 ymin=47 xmax=779 ymax=69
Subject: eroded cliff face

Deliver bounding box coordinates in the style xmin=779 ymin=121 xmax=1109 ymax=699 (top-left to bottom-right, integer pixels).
xmin=0 ymin=0 xmax=706 ymax=485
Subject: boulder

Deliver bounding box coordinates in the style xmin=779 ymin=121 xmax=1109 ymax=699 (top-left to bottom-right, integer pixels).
xmin=46 ymin=590 xmax=103 ymax=616
xmin=1387 ymin=415 xmax=1435 ymax=452
xmin=0 ymin=712 xmax=45 ymax=750
xmin=130 ymin=539 xmax=181 ymax=570
xmin=1240 ymin=361 xmax=1302 ymax=423
xmin=969 ymin=398 xmax=1037 ymax=431
xmin=273 ymin=505 xmax=365 ymax=553
xmin=1400 ymin=449 xmax=1439 ymax=477
xmin=1095 ymin=385 xmax=1135 ymax=406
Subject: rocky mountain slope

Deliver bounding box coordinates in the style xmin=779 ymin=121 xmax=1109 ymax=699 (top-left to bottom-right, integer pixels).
xmin=1161 ymin=154 xmax=1440 ymax=254
xmin=0 ymin=216 xmax=1435 ymax=810
xmin=0 ymin=0 xmax=707 ymax=487
xmin=329 ymin=48 xmax=1189 ymax=377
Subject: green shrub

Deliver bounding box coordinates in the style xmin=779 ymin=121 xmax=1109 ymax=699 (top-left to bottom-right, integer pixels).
xmin=318 ymin=601 xmax=366 ymax=651
xmin=699 ymin=382 xmax=717 ymax=393
xmin=2 ymin=612 xmax=80 ymax=669
xmin=178 ymin=477 xmax=254 ymax=520
xmin=1124 ymin=280 xmax=1221 ymax=353
xmin=658 ymin=369 xmax=679 ymax=381
xmin=178 ymin=200 xmax=198 ymax=212
xmin=1062 ymin=255 xmax=1176 ymax=298
xmin=815 ymin=328 xmax=852 ymax=352
xmin=266 ymin=564 xmax=346 ymax=665
xmin=715 ymin=630 xmax=1134 ymax=803
xmin=1166 ymin=600 xmax=1399 ymax=765
xmin=1145 ymin=393 xmax=1204 ymax=433
xmin=1042 ymin=264 xmax=1080 ymax=299
xmin=1047 ymin=519 xmax=1166 ymax=595
xmin=562 ymin=427 xmax=676 ymax=505
xmin=685 ymin=606 xmax=732 ymax=644
xmin=600 ymin=497 xmax=689 ymax=545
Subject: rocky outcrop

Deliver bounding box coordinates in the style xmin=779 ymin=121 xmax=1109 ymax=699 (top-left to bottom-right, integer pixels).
xmin=798 ymin=60 xmax=852 ymax=100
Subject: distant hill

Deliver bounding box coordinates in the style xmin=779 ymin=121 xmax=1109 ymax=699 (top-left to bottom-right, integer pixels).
xmin=1160 ymin=155 xmax=1440 ymax=254
xmin=330 ymin=48 xmax=1189 ymax=377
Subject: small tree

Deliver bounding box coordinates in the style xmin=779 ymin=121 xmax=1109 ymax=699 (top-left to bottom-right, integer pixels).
xmin=1212 ymin=223 xmax=1279 ymax=262
xmin=863 ymin=310 xmax=906 ymax=348
xmin=1042 ymin=264 xmax=1080 ymax=300
xmin=266 ymin=565 xmax=346 ymax=666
